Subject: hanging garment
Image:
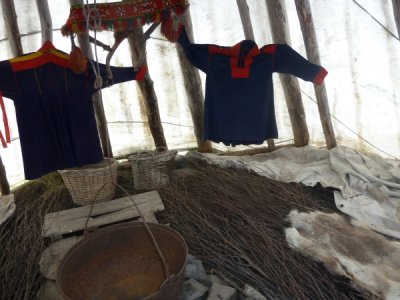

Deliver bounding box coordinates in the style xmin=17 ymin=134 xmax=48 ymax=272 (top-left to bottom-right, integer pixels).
xmin=178 ymin=28 xmax=327 ymax=146
xmin=0 ymin=41 xmax=147 ymax=180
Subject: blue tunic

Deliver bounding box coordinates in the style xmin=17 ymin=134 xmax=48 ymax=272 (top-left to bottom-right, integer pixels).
xmin=0 ymin=43 xmax=147 ymax=179
xmin=178 ymin=28 xmax=327 ymax=146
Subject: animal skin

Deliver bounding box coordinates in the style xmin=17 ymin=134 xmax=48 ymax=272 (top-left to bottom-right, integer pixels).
xmin=285 ymin=210 xmax=400 ymax=300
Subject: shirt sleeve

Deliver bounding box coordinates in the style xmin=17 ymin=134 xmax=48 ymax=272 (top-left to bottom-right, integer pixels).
xmin=272 ymin=44 xmax=327 ymax=85
xmin=177 ymin=27 xmax=211 ymax=73
xmin=0 ymin=60 xmax=19 ymax=99
xmin=88 ymin=63 xmax=148 ymax=93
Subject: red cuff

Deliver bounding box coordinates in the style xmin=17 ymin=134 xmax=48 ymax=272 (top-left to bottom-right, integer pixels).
xmin=313 ymin=67 xmax=328 ymax=85
xmin=135 ymin=65 xmax=148 ymax=81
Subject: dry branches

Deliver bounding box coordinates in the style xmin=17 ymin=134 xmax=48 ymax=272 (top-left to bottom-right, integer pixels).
xmin=158 ymin=163 xmax=373 ymax=300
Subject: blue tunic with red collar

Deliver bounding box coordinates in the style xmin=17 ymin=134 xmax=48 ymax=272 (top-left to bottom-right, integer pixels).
xmin=0 ymin=42 xmax=147 ymax=180
xmin=178 ymin=28 xmax=327 ymax=146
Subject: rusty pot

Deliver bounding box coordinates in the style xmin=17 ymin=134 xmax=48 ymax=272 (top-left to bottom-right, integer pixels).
xmin=56 ymin=222 xmax=188 ymax=300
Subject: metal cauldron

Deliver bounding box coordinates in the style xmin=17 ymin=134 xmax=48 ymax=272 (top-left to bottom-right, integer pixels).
xmin=56 ymin=222 xmax=188 ymax=300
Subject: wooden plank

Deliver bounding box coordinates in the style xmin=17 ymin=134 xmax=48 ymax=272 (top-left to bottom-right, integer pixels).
xmin=294 ymin=0 xmax=336 ymax=149
xmin=265 ymin=0 xmax=309 ymax=147
xmin=141 ymin=211 xmax=158 ymax=223
xmin=45 ymin=191 xmax=161 ymax=222
xmin=43 ymin=191 xmax=164 ymax=237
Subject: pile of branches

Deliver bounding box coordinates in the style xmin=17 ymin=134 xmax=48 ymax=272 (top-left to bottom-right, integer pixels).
xmin=0 ymin=173 xmax=73 ymax=300
xmin=158 ymin=163 xmax=373 ymax=300
xmin=0 ymin=159 xmax=373 ymax=300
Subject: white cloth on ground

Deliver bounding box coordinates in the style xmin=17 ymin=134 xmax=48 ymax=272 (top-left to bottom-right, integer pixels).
xmin=192 ymin=145 xmax=400 ymax=239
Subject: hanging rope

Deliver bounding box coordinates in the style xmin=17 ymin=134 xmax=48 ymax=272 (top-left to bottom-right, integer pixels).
xmin=352 ymin=0 xmax=400 ymax=42
xmin=80 ymin=0 xmax=103 ymax=88
xmin=78 ymin=0 xmax=173 ymax=284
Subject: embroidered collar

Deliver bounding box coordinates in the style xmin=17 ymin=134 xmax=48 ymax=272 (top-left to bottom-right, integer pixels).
xmin=231 ymin=40 xmax=259 ymax=59
xmin=209 ymin=40 xmax=263 ymax=78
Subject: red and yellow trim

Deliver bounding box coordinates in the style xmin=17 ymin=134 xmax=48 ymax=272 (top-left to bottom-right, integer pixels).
xmin=10 ymin=42 xmax=69 ymax=72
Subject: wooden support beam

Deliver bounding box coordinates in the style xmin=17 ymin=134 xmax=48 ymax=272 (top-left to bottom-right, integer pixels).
xmin=392 ymin=0 xmax=400 ymax=37
xmin=69 ymin=0 xmax=113 ymax=158
xmin=0 ymin=0 xmax=22 ymax=56
xmin=236 ymin=0 xmax=255 ymax=40
xmin=0 ymin=0 xmax=19 ymax=193
xmin=176 ymin=11 xmax=212 ymax=153
xmin=35 ymin=0 xmax=52 ymax=44
xmin=0 ymin=155 xmax=10 ymax=195
xmin=236 ymin=0 xmax=276 ymax=151
xmin=127 ymin=28 xmax=168 ymax=149
xmin=219 ymin=143 xmax=295 ymax=157
xmin=265 ymin=0 xmax=309 ymax=147
xmin=295 ymin=0 xmax=336 ymax=149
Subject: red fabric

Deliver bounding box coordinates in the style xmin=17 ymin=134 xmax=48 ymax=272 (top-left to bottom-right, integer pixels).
xmin=135 ymin=65 xmax=148 ymax=80
xmin=0 ymin=91 xmax=10 ymax=148
xmin=260 ymin=44 xmax=277 ymax=54
xmin=209 ymin=43 xmax=260 ymax=79
xmin=160 ymin=18 xmax=181 ymax=42
xmin=63 ymin=0 xmax=189 ymax=40
xmin=313 ymin=67 xmax=328 ymax=85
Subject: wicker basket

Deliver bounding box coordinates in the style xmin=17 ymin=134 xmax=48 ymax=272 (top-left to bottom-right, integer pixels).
xmin=58 ymin=158 xmax=118 ymax=206
xmin=129 ymin=148 xmax=177 ymax=191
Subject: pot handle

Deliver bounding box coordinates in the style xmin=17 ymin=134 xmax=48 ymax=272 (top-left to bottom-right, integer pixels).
xmin=83 ymin=174 xmax=171 ymax=282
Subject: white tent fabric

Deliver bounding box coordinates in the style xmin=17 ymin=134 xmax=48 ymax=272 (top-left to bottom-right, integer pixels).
xmin=285 ymin=210 xmax=400 ymax=299
xmin=192 ymin=145 xmax=400 ymax=239
xmin=0 ymin=0 xmax=399 ymax=187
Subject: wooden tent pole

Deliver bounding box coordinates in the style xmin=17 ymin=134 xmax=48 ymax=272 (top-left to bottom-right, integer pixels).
xmin=392 ymin=0 xmax=400 ymax=36
xmin=0 ymin=0 xmax=22 ymax=56
xmin=70 ymin=0 xmax=113 ymax=157
xmin=294 ymin=0 xmax=336 ymax=149
xmin=0 ymin=0 xmax=20 ymax=194
xmin=35 ymin=0 xmax=52 ymax=44
xmin=127 ymin=28 xmax=168 ymax=149
xmin=236 ymin=0 xmax=276 ymax=151
xmin=265 ymin=0 xmax=309 ymax=147
xmin=176 ymin=10 xmax=212 ymax=152
xmin=0 ymin=155 xmax=9 ymax=195
xmin=236 ymin=0 xmax=255 ymax=40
